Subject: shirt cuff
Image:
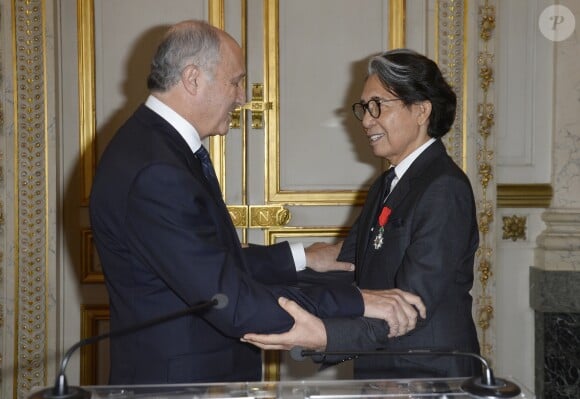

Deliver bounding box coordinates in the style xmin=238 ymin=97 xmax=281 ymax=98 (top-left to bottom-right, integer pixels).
xmin=290 ymin=242 xmax=306 ymax=271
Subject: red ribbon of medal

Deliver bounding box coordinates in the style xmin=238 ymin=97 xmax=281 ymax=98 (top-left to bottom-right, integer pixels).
xmin=373 ymin=206 xmax=392 ymax=250
xmin=378 ymin=206 xmax=392 ymax=227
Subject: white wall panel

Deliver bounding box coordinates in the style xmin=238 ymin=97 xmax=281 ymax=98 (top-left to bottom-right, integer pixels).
xmin=496 ymin=0 xmax=553 ymax=183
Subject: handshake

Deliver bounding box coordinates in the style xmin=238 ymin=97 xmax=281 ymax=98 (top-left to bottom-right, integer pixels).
xmin=242 ymin=242 xmax=426 ymax=352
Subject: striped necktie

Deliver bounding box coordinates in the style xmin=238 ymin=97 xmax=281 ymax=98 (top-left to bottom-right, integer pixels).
xmin=195 ymin=145 xmax=221 ymax=196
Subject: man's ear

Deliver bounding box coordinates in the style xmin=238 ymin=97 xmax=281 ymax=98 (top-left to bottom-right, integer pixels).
xmin=416 ymin=100 xmax=432 ymax=126
xmin=181 ymin=64 xmax=200 ymax=94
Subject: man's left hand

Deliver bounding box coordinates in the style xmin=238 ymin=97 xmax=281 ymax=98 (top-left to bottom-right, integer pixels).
xmin=241 ymin=297 xmax=327 ymax=351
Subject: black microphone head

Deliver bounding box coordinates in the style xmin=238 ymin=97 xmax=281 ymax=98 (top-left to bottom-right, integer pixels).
xmin=290 ymin=346 xmax=306 ymax=361
xmin=212 ymin=293 xmax=228 ymax=309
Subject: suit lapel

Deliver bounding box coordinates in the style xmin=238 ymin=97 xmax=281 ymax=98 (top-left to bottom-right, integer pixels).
xmin=136 ymin=105 xmax=237 ymax=239
xmin=387 ymin=139 xmax=447 ymax=209
xmin=356 ymin=170 xmax=393 ymax=277
xmin=357 ymin=140 xmax=448 ymax=278
xmin=138 ymin=105 xmax=223 ymax=201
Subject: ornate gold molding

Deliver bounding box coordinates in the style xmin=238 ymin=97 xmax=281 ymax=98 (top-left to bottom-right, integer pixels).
xmin=227 ymin=205 xmax=291 ymax=228
xmin=389 ymin=0 xmax=406 ymax=49
xmin=437 ymin=0 xmax=467 ymax=167
xmin=13 ymin=0 xmax=49 ymax=396
xmin=502 ymin=215 xmax=527 ymax=242
xmin=475 ymin=0 xmax=496 ymax=363
xmin=78 ymin=0 xmax=96 ymax=207
xmin=208 ymin=0 xmax=227 ymax=198
xmin=497 ymin=184 xmax=553 ymax=208
xmin=80 ymin=305 xmax=110 ymax=385
xmin=250 ymin=205 xmax=290 ymax=228
xmin=81 ymin=229 xmax=103 ymax=283
xmin=264 ymin=0 xmax=404 ymax=205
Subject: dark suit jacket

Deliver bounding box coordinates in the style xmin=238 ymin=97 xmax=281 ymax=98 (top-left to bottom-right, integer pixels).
xmin=321 ymin=139 xmax=480 ymax=379
xmin=89 ymin=104 xmax=363 ymax=384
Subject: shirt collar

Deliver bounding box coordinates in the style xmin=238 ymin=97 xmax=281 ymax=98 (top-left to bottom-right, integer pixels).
xmin=145 ymin=94 xmax=202 ymax=154
xmin=393 ymin=137 xmax=436 ymax=180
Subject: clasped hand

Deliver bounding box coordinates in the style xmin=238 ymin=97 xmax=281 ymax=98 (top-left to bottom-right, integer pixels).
xmin=360 ymin=288 xmax=426 ymax=338
xmin=241 ymin=290 xmax=426 ymax=351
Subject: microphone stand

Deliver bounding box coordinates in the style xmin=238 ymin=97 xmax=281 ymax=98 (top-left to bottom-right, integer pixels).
xmin=295 ymin=348 xmax=522 ymax=399
xmin=29 ymin=295 xmax=227 ymax=399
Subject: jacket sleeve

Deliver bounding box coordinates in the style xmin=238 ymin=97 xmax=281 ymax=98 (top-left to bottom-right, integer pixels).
xmin=312 ymin=317 xmax=391 ymax=365
xmin=125 ymin=163 xmax=364 ymax=337
xmin=242 ymin=243 xmax=297 ymax=285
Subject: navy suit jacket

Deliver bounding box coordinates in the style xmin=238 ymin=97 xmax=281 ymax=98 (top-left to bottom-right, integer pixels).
xmin=89 ymin=104 xmax=363 ymax=384
xmin=319 ymin=139 xmax=480 ymax=379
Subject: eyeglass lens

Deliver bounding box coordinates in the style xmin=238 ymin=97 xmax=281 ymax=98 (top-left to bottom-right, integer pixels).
xmin=352 ymin=99 xmax=381 ymax=121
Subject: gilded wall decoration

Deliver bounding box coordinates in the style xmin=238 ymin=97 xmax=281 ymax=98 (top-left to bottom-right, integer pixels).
xmin=438 ymin=0 xmax=466 ymax=166
xmin=0 ymin=6 xmax=5 ymax=386
xmin=475 ymin=0 xmax=497 ymax=363
xmin=502 ymin=215 xmax=527 ymax=242
xmin=13 ymin=0 xmax=48 ymax=397
xmin=438 ymin=0 xmax=498 ymax=365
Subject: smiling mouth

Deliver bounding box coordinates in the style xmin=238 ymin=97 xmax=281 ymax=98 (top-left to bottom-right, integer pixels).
xmin=369 ymin=133 xmax=384 ymax=143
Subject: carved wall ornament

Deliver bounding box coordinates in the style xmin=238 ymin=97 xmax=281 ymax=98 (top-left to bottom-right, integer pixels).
xmin=438 ymin=0 xmax=466 ymax=165
xmin=474 ymin=0 xmax=497 ymax=364
xmin=477 ymin=103 xmax=495 ymax=138
xmin=479 ymin=64 xmax=494 ymax=92
xmin=502 ymin=215 xmax=527 ymax=242
xmin=11 ymin=0 xmax=49 ymax=396
xmin=480 ymin=5 xmax=496 ymax=41
xmin=477 ymin=304 xmax=494 ymax=330
xmin=478 ymin=162 xmax=493 ymax=189
xmin=477 ymin=258 xmax=493 ymax=287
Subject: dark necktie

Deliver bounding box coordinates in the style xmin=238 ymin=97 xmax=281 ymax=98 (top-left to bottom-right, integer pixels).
xmin=383 ymin=167 xmax=396 ymax=201
xmin=195 ymin=145 xmax=221 ymax=196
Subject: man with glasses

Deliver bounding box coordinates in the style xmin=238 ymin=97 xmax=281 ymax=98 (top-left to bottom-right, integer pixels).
xmin=243 ymin=49 xmax=481 ymax=380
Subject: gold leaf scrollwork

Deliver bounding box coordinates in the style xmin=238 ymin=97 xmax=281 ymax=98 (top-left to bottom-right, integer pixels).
xmin=477 ymin=304 xmax=494 ymax=330
xmin=476 ymin=0 xmax=496 ymax=365
xmin=477 ymin=258 xmax=493 ymax=288
xmin=477 ymin=103 xmax=495 ymax=138
xmin=502 ymin=215 xmax=527 ymax=242
xmin=478 ymin=162 xmax=493 ymax=190
xmin=479 ymin=6 xmax=496 ymax=41
xmin=479 ymin=64 xmax=494 ymax=91
xmin=478 ymin=204 xmax=494 ymax=234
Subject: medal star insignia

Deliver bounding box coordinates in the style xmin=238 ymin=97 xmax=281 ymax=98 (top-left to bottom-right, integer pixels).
xmin=373 ymin=206 xmax=392 ymax=250
xmin=373 ymin=230 xmax=384 ymax=250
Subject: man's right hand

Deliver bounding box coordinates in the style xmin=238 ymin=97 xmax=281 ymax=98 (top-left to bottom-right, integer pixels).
xmin=304 ymin=241 xmax=354 ymax=272
xmin=361 ymin=289 xmax=426 ymax=338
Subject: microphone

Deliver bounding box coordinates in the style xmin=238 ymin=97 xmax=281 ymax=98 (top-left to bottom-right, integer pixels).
xmin=291 ymin=347 xmax=522 ymax=399
xmin=29 ymin=294 xmax=228 ymax=399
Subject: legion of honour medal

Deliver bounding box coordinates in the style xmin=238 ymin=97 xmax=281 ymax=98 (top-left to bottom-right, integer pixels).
xmin=373 ymin=206 xmax=392 ymax=250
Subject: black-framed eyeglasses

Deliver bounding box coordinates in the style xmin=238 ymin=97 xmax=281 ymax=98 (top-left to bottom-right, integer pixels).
xmin=351 ymin=98 xmax=401 ymax=121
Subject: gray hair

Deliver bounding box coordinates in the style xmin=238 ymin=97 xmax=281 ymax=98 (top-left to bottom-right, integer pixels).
xmin=368 ymin=48 xmax=457 ymax=138
xmin=147 ymin=20 xmax=221 ymax=91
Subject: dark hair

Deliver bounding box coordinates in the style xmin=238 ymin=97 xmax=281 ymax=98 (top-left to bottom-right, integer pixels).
xmin=147 ymin=20 xmax=221 ymax=91
xmin=368 ymin=48 xmax=456 ymax=138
